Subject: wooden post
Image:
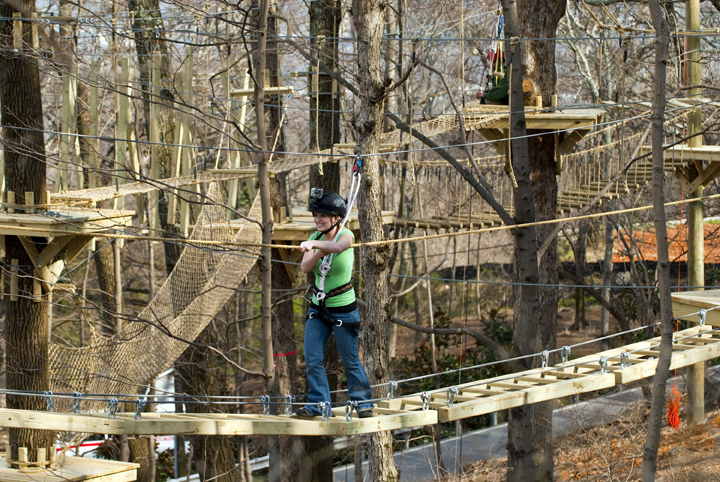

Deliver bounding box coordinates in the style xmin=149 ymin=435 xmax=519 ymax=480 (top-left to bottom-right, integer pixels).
xmin=114 ymin=239 xmax=123 ymax=333
xmin=228 ymin=70 xmax=254 ymax=218
xmin=178 ymin=48 xmax=194 ymax=237
xmin=12 ymin=13 xmax=22 ymax=51
xmin=686 ymin=0 xmax=705 ymax=425
xmin=115 ymin=57 xmax=130 ymax=210
xmin=88 ymin=61 xmax=100 ymax=189
xmin=6 ymin=191 xmax=15 ymax=213
xmin=10 ymin=259 xmax=18 ymax=302
xmin=149 ymin=53 xmax=161 ymax=231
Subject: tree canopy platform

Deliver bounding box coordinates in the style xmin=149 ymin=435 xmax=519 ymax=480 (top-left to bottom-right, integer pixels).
xmin=0 ymin=206 xmax=134 ymax=297
xmin=671 ymin=289 xmax=720 ymax=325
xmin=0 ymin=407 xmax=436 ymax=437
xmin=0 ymin=454 xmax=138 ymax=482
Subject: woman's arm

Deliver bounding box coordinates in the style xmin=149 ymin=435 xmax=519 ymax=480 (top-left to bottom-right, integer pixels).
xmin=299 ymin=232 xmax=353 ymax=274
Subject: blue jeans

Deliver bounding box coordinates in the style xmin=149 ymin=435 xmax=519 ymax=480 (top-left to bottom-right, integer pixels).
xmin=303 ymin=307 xmax=373 ymax=414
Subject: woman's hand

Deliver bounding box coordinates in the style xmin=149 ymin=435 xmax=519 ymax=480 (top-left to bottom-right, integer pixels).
xmin=299 ymin=240 xmax=316 ymax=252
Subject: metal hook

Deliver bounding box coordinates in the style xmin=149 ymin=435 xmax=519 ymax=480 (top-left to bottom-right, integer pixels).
xmin=135 ymin=399 xmax=146 ymax=420
xmin=42 ymin=391 xmax=54 ymax=412
xmin=561 ymin=346 xmax=571 ymax=364
xmin=107 ymin=398 xmax=118 ymax=420
xmin=72 ymin=392 xmax=82 ymax=414
xmin=420 ymin=392 xmax=430 ymax=411
xmin=541 ymin=350 xmax=549 ymax=368
xmin=599 ymin=356 xmax=608 ymax=375
xmin=387 ymin=380 xmax=398 ymax=399
xmin=446 ymin=388 xmax=458 ymax=408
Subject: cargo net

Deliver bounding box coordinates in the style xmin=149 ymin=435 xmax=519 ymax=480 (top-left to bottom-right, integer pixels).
xmin=48 ymin=184 xmax=262 ymax=409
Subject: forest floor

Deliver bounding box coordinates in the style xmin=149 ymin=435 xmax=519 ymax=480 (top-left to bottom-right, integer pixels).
xmin=449 ymin=403 xmax=720 ymax=482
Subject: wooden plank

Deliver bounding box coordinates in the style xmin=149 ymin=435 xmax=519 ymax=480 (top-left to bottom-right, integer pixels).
xmin=438 ymin=373 xmax=616 ymax=421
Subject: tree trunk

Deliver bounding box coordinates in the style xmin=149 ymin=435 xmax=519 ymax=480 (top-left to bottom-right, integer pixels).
xmin=352 ymin=0 xmax=398 ymax=480
xmin=517 ymin=2 xmax=566 ymax=480
xmin=0 ymin=0 xmax=54 ymax=464
xmin=642 ymin=3 xmax=673 ymax=480
xmin=500 ymin=2 xmax=542 ymax=481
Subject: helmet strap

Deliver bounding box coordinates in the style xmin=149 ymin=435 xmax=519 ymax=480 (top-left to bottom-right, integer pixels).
xmin=321 ymin=218 xmax=342 ymax=235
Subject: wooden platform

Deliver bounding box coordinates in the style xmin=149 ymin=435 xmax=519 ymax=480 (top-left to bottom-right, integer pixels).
xmin=0 ymin=407 xmax=436 ymax=437
xmin=0 ymin=454 xmax=138 ymax=481
xmin=672 ymin=289 xmax=720 ymax=325
xmin=0 ymin=207 xmax=133 ymax=237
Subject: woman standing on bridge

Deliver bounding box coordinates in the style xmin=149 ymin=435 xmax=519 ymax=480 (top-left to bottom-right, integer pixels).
xmin=295 ymin=189 xmax=374 ymax=419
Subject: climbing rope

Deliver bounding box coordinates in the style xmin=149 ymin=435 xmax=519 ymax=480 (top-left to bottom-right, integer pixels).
xmin=314 ymin=155 xmax=363 ymax=300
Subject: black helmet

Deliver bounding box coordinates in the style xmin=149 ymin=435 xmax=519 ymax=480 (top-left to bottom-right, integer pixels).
xmin=309 ymin=189 xmax=347 ymax=217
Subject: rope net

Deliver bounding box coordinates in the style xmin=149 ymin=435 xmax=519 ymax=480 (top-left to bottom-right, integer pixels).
xmin=48 ymin=184 xmax=262 ymax=408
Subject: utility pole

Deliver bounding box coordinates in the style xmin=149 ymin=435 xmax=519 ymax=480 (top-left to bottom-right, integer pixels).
xmin=686 ymin=0 xmax=704 ymax=425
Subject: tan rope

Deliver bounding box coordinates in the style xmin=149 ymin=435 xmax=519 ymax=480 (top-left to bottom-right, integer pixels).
xmin=6 ymin=190 xmax=718 ymax=251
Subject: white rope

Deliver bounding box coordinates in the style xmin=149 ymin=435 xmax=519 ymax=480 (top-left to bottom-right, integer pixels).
xmin=315 ymin=161 xmax=363 ymax=300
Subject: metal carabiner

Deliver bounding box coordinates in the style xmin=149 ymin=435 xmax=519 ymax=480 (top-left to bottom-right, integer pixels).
xmin=446 ymin=388 xmax=458 ymax=407
xmin=420 ymin=392 xmax=430 ymax=411
xmin=72 ymin=392 xmax=83 ymax=414
xmin=620 ymin=352 xmax=629 ymax=370
xmin=319 ymin=402 xmax=332 ymax=422
xmin=599 ymin=356 xmax=608 ymax=375
xmin=42 ymin=391 xmax=54 ymax=412
xmin=699 ymin=309 xmax=707 ymax=327
xmin=386 ymin=380 xmax=398 ymax=399
xmin=135 ymin=399 xmax=146 ymax=420
xmin=541 ymin=350 xmax=549 ymax=368
xmin=561 ymin=346 xmax=571 ymax=364
xmin=107 ymin=398 xmax=118 ymax=420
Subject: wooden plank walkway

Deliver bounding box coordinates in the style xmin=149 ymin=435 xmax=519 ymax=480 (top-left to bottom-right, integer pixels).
xmin=0 ymin=455 xmax=138 ymax=481
xmin=0 ymin=407 xmax=437 ymax=437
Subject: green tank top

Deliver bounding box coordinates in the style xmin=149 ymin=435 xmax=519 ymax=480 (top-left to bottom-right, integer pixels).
xmin=311 ymin=229 xmax=355 ymax=307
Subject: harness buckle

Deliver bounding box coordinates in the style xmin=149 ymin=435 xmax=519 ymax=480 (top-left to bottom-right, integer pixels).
xmin=333 ymin=318 xmax=343 ymax=327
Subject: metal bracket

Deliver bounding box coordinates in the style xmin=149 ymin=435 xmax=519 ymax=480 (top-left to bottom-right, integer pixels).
xmin=107 ymin=398 xmax=118 ymax=420
xmin=561 ymin=346 xmax=571 ymax=364
xmin=446 ymin=387 xmax=458 ymax=407
xmin=72 ymin=392 xmax=82 ymax=413
xmin=134 ymin=398 xmax=146 ymax=420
